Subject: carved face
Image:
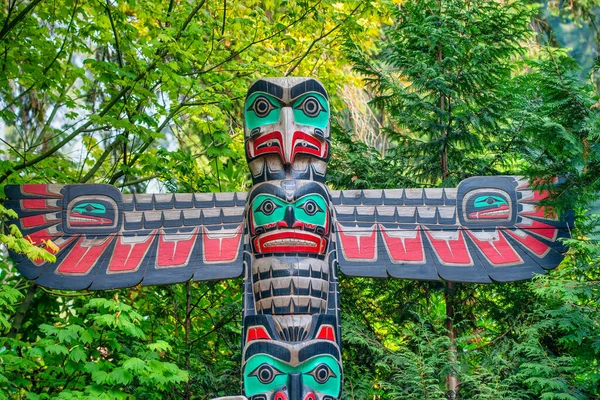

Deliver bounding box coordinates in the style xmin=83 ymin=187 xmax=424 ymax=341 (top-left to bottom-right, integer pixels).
xmin=65 ymin=194 xmax=120 ymax=232
xmin=242 ymin=316 xmax=342 ymax=400
xmin=243 ymin=347 xmax=341 ymax=400
xmin=244 ymin=78 xmax=331 ymax=183
xmin=462 ymin=189 xmax=513 ymax=222
xmin=247 ymin=181 xmax=331 ymax=256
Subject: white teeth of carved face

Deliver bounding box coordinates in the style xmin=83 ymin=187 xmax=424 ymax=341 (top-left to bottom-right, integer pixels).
xmin=264 ymin=239 xmax=316 ymax=247
xmin=483 ymin=209 xmax=509 ymax=216
xmin=70 ymin=216 xmax=96 ymax=222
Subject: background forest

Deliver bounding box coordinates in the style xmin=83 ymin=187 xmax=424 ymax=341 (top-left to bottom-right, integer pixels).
xmin=0 ymin=0 xmax=599 ymax=399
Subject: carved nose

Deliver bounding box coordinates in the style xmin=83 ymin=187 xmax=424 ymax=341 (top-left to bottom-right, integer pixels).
xmin=281 ymin=107 xmax=294 ymax=164
xmin=287 ymin=373 xmax=303 ymax=400
xmin=284 ymin=205 xmax=295 ymax=227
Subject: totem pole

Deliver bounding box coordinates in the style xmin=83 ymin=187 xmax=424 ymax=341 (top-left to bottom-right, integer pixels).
xmin=4 ymin=78 xmax=572 ymax=400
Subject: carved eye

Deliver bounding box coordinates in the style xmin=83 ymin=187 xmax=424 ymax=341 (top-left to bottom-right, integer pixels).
xmin=298 ymin=200 xmax=323 ymax=216
xmin=474 ymin=195 xmax=507 ymax=208
xmin=257 ymin=199 xmax=280 ymax=215
xmin=295 ymin=139 xmax=319 ymax=151
xmin=249 ymin=364 xmax=284 ymax=384
xmin=248 ymin=96 xmax=277 ymax=118
xmin=307 ymin=363 xmax=336 ymax=384
xmin=295 ymin=96 xmax=324 ymax=118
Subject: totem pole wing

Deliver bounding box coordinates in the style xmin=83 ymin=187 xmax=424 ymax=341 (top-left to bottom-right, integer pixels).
xmin=333 ymin=176 xmax=573 ymax=283
xmin=4 ymin=184 xmax=246 ymax=290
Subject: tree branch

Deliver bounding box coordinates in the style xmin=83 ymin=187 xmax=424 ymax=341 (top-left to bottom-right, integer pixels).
xmin=285 ymin=1 xmax=364 ymax=76
xmin=104 ymin=0 xmax=123 ymax=68
xmin=0 ymin=0 xmax=43 ymax=42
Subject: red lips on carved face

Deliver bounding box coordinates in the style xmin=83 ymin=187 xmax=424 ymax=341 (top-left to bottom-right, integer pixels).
xmin=468 ymin=204 xmax=510 ymax=220
xmin=253 ymin=229 xmax=326 ymax=254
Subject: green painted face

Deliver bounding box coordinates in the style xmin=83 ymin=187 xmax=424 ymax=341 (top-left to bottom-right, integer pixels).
xmin=474 ymin=195 xmax=507 ymax=208
xmin=72 ymin=202 xmax=107 ymax=214
xmin=244 ymin=92 xmax=330 ymax=131
xmin=244 ymin=354 xmax=341 ymax=397
xmin=245 ymin=93 xmax=281 ymax=130
xmin=251 ymin=193 xmax=327 ymax=228
xmin=292 ymin=93 xmax=330 ymax=129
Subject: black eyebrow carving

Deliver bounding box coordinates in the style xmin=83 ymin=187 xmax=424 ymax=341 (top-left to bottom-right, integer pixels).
xmin=291 ymin=79 xmax=328 ymax=100
xmin=247 ymin=80 xmax=284 ymax=99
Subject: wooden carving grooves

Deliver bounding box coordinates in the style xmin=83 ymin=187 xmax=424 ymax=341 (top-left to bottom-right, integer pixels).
xmin=3 ymin=78 xmax=574 ymax=400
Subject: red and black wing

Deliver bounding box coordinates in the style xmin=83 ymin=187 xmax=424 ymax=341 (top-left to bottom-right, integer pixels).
xmin=333 ymin=176 xmax=572 ymax=283
xmin=4 ymin=184 xmax=246 ymax=290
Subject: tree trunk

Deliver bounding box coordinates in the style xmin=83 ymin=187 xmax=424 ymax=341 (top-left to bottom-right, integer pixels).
xmin=445 ymin=281 xmax=458 ymax=400
xmin=184 ymin=280 xmax=192 ymax=400
xmin=8 ymin=283 xmax=38 ymax=338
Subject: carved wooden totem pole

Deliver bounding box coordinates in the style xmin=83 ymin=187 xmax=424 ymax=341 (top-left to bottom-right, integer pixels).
xmin=5 ymin=78 xmax=572 ymax=400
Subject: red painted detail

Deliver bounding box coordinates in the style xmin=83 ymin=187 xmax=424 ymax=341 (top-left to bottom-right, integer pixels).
xmin=522 ymin=191 xmax=549 ymax=202
xmin=22 ymin=184 xmax=61 ymax=197
xmin=108 ymin=232 xmax=156 ymax=273
xmin=248 ymin=131 xmax=284 ymax=160
xmin=466 ymin=230 xmax=522 ymax=266
xmin=274 ymin=392 xmax=288 ymax=400
xmin=275 ymin=211 xmax=330 ymax=235
xmin=69 ymin=212 xmax=113 ymax=226
xmin=425 ymin=229 xmax=472 ymax=266
xmin=156 ymin=228 xmax=198 ymax=268
xmin=316 ymin=325 xmax=335 ymax=342
xmin=46 ymin=235 xmax=78 ymax=255
xmin=336 ymin=223 xmax=377 ymax=261
xmin=517 ymin=177 xmax=558 ymax=189
xmin=304 ymin=394 xmax=316 ymax=400
xmin=520 ymin=205 xmax=557 ymax=220
xmin=468 ymin=204 xmax=510 ymax=220
xmin=22 ymin=199 xmax=58 ymax=210
xmin=517 ymin=219 xmax=558 ymax=241
xmin=505 ymin=229 xmax=550 ymax=257
xmin=254 ymin=229 xmax=326 ymax=254
xmin=380 ymin=226 xmax=424 ymax=262
xmin=290 ymin=131 xmax=327 ymax=163
xmin=202 ymin=225 xmax=243 ymax=263
xmin=246 ymin=326 xmax=271 ymax=343
xmin=21 ymin=214 xmax=59 ymax=228
xmin=26 ymin=229 xmax=60 ymax=246
xmin=57 ymin=236 xmax=113 ymax=275
xmin=277 ymin=220 xmax=293 ymax=229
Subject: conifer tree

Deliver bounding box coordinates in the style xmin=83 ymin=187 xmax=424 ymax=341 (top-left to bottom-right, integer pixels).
xmin=347 ymin=0 xmax=532 ymax=186
xmin=342 ymin=1 xmax=600 ymax=399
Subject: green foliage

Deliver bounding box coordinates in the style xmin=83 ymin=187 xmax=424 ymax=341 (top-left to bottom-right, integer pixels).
xmin=0 ymin=2 xmax=381 ymax=397
xmin=0 ymin=0 xmax=599 ymax=398
xmin=0 ymin=295 xmax=188 ymax=399
xmin=346 ymin=0 xmax=535 ymax=185
xmin=336 ymin=0 xmax=600 ymax=398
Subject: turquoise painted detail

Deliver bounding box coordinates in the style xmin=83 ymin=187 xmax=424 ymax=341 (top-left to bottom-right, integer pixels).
xmin=252 ymin=195 xmax=287 ymax=226
xmin=295 ymin=194 xmax=326 ymax=225
xmin=251 ymin=194 xmax=327 ymax=227
xmin=244 ymin=354 xmax=341 ymax=397
xmin=473 ymin=195 xmax=507 ymax=208
xmin=245 ymin=93 xmax=281 ymax=130
xmin=293 ymin=93 xmax=329 ymax=129
xmin=73 ymin=202 xmax=106 ymax=214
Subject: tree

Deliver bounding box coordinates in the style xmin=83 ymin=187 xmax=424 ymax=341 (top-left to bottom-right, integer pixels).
xmin=0 ymin=0 xmax=385 ymax=398
xmin=340 ymin=0 xmax=600 ymax=398
xmin=346 ymin=0 xmax=533 ymax=186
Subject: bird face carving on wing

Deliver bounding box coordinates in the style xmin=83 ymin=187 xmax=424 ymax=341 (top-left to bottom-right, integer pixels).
xmin=69 ymin=201 xmax=115 ymax=226
xmin=462 ymin=188 xmax=513 ymax=223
